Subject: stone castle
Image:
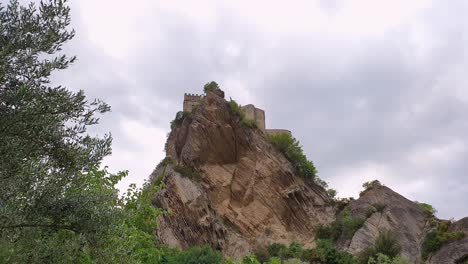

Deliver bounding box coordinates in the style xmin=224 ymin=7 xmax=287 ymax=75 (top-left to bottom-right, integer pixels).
xmin=183 ymin=93 xmax=290 ymax=136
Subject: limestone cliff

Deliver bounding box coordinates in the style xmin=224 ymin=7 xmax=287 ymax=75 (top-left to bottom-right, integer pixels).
xmin=151 ymin=91 xmax=468 ymax=262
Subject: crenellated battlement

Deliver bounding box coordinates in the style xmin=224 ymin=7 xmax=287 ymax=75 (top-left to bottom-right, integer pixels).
xmin=181 ymin=92 xmax=290 ymax=136
xmin=183 ymin=93 xmax=203 ymax=112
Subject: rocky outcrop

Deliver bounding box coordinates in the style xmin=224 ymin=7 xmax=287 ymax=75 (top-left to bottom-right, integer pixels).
xmin=427 ymin=217 xmax=468 ymax=264
xmin=340 ymin=185 xmax=431 ymax=263
xmin=153 ymin=91 xmax=335 ymax=258
xmin=151 ymin=90 xmax=468 ymax=262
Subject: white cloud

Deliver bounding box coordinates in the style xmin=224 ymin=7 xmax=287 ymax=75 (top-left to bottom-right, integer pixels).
xmin=102 ymin=118 xmax=167 ymax=192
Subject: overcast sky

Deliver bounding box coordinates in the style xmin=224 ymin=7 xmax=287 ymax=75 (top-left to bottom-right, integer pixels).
xmin=47 ymin=0 xmax=468 ymax=219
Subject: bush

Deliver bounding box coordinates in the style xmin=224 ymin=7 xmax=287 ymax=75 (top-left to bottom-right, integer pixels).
xmin=203 ymin=81 xmax=221 ymax=93
xmin=167 ymin=245 xmax=224 ymax=264
xmin=421 ymin=220 xmax=465 ymax=260
xmin=367 ymin=253 xmax=411 ymax=264
xmin=174 ymin=165 xmax=200 ymax=180
xmin=358 ymin=232 xmax=402 ymax=264
xmin=315 ymin=211 xmax=366 ymax=241
xmin=267 ymin=243 xmax=289 ymax=259
xmin=269 ymin=133 xmax=318 ymax=181
xmin=417 ymin=202 xmax=437 ymax=216
xmin=170 ymin=111 xmax=191 ymax=129
xmin=310 ymin=239 xmax=358 ymax=264
xmin=242 ymin=118 xmax=258 ymax=128
xmin=241 ymin=254 xmax=261 ymax=264
xmin=362 ymin=180 xmax=382 ymax=191
xmin=228 ymin=98 xmax=259 ymax=129
xmin=266 ymin=240 xmax=357 ymax=264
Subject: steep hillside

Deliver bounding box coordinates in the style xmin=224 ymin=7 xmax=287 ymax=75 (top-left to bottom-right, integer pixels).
xmin=151 ymin=90 xmax=468 ymax=263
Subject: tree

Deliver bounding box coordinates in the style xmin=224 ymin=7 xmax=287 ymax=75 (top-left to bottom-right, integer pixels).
xmin=0 ymin=0 xmax=125 ymax=262
xmin=203 ymin=81 xmax=220 ymax=93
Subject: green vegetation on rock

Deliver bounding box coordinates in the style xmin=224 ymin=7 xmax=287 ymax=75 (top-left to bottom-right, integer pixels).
xmin=228 ymin=98 xmax=258 ymax=128
xmin=417 ymin=202 xmax=437 ymax=217
xmin=268 ymin=133 xmax=318 ymax=181
xmin=315 ymin=211 xmax=366 ymax=241
xmin=421 ymin=220 xmax=465 ymax=260
xmin=358 ymin=232 xmax=402 ymax=263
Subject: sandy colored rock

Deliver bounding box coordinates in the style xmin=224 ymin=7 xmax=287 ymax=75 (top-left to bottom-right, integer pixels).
xmin=154 ymin=91 xmax=335 ymax=258
xmin=151 ymin=90 xmax=468 ymax=262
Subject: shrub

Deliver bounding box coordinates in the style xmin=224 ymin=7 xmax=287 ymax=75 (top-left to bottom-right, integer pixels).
xmin=421 ymin=220 xmax=465 ymax=260
xmin=228 ymin=98 xmax=259 ymax=128
xmin=242 ymin=118 xmax=258 ymax=128
xmin=167 ymin=245 xmax=223 ymax=264
xmin=417 ymin=202 xmax=437 ymax=216
xmin=311 ymin=239 xmax=358 ymax=264
xmin=367 ymin=253 xmax=411 ymax=264
xmin=358 ymin=232 xmax=401 ymax=263
xmin=174 ymin=165 xmax=200 ymax=180
xmin=267 ymin=243 xmax=289 ymax=259
xmin=362 ymin=180 xmax=382 ymax=191
xmin=241 ymin=254 xmax=261 ymax=264
xmin=269 ymin=133 xmax=318 ymax=181
xmin=170 ymin=111 xmax=191 ymax=129
xmin=327 ymin=189 xmax=338 ymax=199
xmin=203 ymin=81 xmax=221 ymax=93
xmin=315 ymin=211 xmax=366 ymax=241
xmin=288 ymin=241 xmax=304 ymax=259
xmin=373 ymin=232 xmax=401 ymax=259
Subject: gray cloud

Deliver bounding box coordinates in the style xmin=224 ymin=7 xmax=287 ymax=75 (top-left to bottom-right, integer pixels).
xmin=51 ymin=0 xmax=468 ymax=219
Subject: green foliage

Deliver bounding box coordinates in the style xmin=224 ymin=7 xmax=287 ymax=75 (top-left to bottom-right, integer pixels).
xmin=265 ymin=240 xmax=357 ymax=264
xmin=243 ymin=118 xmax=258 ymax=128
xmin=204 ymin=81 xmax=221 ymax=93
xmin=359 ymin=232 xmax=402 ymax=263
xmin=228 ymin=98 xmax=245 ymax=117
xmin=0 ymin=1 xmax=167 ymax=262
xmin=315 ymin=211 xmax=366 ymax=241
xmin=269 ymin=133 xmax=318 ymax=182
xmin=421 ymin=220 xmax=465 ymax=260
xmin=170 ymin=111 xmax=191 ymax=129
xmin=417 ymin=202 xmax=437 ymax=216
xmin=362 ymin=180 xmax=382 ymax=191
xmin=228 ymin=98 xmax=258 ymax=128
xmin=367 ymin=254 xmax=410 ymax=264
xmin=174 ymin=164 xmax=201 ymax=180
xmin=0 ymin=0 xmax=114 ymax=237
xmin=310 ymin=239 xmax=358 ymax=264
xmin=327 ymin=189 xmax=338 ymax=199
xmin=241 ymin=254 xmax=262 ymax=264
xmin=165 ymin=245 xmax=224 ymax=264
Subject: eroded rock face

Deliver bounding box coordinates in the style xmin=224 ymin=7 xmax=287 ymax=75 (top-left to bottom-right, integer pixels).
xmin=340 ymin=185 xmax=431 ymax=263
xmin=154 ymin=91 xmax=335 ymax=258
xmin=427 ymin=217 xmax=468 ymax=264
xmin=151 ymin=91 xmax=468 ymax=262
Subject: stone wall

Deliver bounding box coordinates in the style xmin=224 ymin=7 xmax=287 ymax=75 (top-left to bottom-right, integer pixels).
xmin=266 ymin=129 xmax=291 ymax=137
xmin=183 ymin=93 xmax=203 ymax=112
xmin=183 ymin=93 xmax=289 ymax=136
xmin=241 ymin=104 xmax=265 ymax=131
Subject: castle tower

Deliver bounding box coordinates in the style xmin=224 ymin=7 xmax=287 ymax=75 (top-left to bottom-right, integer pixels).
xmin=183 ymin=93 xmax=203 ymax=112
xmin=241 ymin=104 xmax=266 ymax=131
